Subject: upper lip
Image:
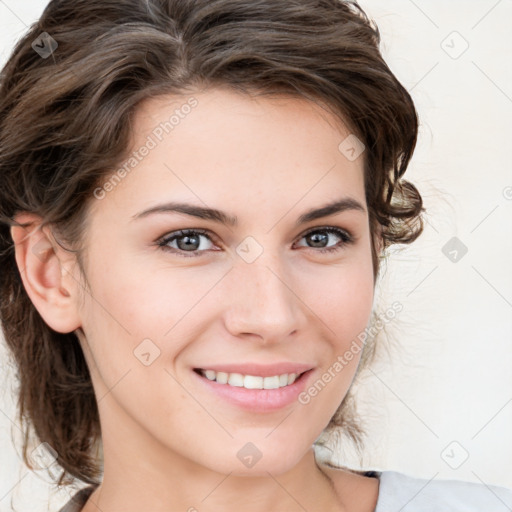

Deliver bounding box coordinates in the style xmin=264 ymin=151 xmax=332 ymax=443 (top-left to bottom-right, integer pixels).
xmin=194 ymin=362 xmax=314 ymax=377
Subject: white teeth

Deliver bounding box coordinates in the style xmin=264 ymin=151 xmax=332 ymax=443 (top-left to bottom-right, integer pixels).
xmin=216 ymin=371 xmax=229 ymax=384
xmin=200 ymin=369 xmax=301 ymax=389
xmin=204 ymin=370 xmax=216 ymax=381
xmin=263 ymin=376 xmax=280 ymax=389
xmin=244 ymin=375 xmax=263 ymax=389
xmin=228 ymin=373 xmax=244 ymax=387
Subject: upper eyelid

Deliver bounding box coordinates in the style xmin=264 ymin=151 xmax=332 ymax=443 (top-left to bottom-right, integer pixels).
xmin=301 ymin=225 xmax=352 ymax=236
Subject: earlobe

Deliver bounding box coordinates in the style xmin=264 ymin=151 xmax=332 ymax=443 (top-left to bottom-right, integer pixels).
xmin=10 ymin=213 xmax=82 ymax=334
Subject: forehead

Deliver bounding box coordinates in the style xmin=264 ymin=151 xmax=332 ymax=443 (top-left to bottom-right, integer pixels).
xmin=91 ymin=87 xmax=366 ymax=222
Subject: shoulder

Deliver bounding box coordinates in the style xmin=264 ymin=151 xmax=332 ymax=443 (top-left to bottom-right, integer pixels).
xmin=375 ymin=470 xmax=512 ymax=512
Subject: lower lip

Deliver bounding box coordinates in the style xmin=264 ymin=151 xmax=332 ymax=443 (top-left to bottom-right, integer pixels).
xmin=193 ymin=369 xmax=313 ymax=413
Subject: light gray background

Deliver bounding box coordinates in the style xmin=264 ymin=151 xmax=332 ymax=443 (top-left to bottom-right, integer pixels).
xmin=0 ymin=0 xmax=511 ymax=510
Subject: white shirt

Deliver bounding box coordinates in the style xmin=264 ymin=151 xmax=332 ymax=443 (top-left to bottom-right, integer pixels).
xmin=373 ymin=470 xmax=512 ymax=512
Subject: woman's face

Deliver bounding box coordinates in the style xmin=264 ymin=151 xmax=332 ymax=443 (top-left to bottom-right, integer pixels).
xmin=75 ymin=87 xmax=375 ymax=476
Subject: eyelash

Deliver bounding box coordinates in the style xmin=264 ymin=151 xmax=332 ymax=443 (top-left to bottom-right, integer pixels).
xmin=156 ymin=226 xmax=354 ymax=258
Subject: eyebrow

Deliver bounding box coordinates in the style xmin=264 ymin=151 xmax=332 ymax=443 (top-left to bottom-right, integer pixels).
xmin=132 ymin=197 xmax=366 ymax=227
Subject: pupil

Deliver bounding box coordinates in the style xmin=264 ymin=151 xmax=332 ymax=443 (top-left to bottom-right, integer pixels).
xmin=309 ymin=232 xmax=327 ymax=247
xmin=179 ymin=235 xmax=199 ymax=251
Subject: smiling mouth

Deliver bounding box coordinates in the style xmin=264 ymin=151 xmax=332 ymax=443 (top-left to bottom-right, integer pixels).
xmin=194 ymin=368 xmax=309 ymax=390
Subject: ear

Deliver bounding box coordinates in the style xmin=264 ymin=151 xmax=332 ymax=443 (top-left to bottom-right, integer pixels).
xmin=10 ymin=212 xmax=82 ymax=333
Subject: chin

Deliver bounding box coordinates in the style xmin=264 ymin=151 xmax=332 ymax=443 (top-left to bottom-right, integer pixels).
xmin=225 ymin=440 xmax=307 ymax=476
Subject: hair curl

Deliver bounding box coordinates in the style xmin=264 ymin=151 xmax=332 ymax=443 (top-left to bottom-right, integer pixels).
xmin=0 ymin=0 xmax=424 ymax=487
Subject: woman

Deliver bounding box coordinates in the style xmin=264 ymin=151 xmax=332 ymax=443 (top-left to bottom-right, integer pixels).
xmin=0 ymin=1 xmax=510 ymax=511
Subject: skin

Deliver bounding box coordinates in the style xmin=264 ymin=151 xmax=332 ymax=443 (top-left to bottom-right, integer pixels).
xmin=11 ymin=88 xmax=381 ymax=511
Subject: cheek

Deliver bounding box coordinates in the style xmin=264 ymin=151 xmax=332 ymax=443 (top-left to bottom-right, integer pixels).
xmin=82 ymin=249 xmax=203 ymax=333
xmin=78 ymin=254 xmax=226 ymax=381
xmin=294 ymin=263 xmax=374 ymax=424
xmin=330 ymin=267 xmax=374 ymax=343
xmin=296 ymin=254 xmax=375 ymax=346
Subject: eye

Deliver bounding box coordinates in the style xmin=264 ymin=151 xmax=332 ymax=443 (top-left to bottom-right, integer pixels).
xmin=157 ymin=226 xmax=354 ymax=258
xmin=157 ymin=229 xmax=218 ymax=257
xmin=295 ymin=227 xmax=354 ymax=254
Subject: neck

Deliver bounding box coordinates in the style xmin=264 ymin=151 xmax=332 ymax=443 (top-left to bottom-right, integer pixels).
xmin=85 ymin=443 xmax=347 ymax=512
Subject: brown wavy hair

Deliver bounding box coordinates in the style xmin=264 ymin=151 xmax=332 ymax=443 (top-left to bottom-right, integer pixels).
xmin=0 ymin=0 xmax=424 ymax=488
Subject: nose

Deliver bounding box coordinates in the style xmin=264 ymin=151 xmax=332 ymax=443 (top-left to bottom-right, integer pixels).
xmin=223 ymin=256 xmax=305 ymax=344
